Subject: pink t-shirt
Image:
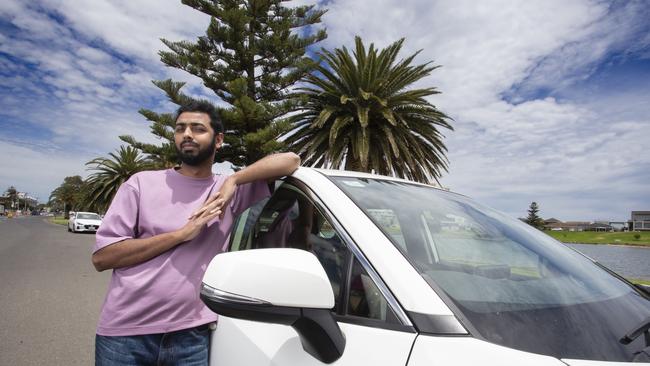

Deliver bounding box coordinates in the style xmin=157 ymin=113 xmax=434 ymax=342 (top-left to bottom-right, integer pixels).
xmin=94 ymin=168 xmax=269 ymax=336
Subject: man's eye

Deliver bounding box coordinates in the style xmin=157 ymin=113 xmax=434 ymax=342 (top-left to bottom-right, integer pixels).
xmin=192 ymin=127 xmax=207 ymax=133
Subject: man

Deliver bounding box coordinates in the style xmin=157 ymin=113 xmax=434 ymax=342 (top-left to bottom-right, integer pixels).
xmin=92 ymin=100 xmax=300 ymax=365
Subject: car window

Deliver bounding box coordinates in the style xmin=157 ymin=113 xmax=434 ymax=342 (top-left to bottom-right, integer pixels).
xmin=365 ymin=209 xmax=407 ymax=251
xmin=76 ymin=213 xmax=101 ymax=220
xmin=231 ymin=184 xmax=347 ymax=311
xmin=229 ymin=182 xmax=400 ymax=325
xmin=347 ymin=257 xmax=400 ymax=323
xmin=229 ymin=198 xmax=269 ymax=252
xmin=332 ymin=177 xmax=650 ymax=361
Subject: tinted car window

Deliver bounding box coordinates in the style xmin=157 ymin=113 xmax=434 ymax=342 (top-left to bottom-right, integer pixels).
xmin=229 ymin=182 xmax=403 ymax=326
xmin=76 ymin=213 xmax=101 ymax=220
xmin=230 ymin=184 xmax=348 ymax=311
xmin=333 ymin=177 xmax=650 ymax=362
xmin=347 ymin=257 xmax=400 ymax=323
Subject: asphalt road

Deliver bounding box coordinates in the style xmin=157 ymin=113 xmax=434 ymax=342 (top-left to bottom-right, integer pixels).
xmin=0 ymin=215 xmax=110 ymax=365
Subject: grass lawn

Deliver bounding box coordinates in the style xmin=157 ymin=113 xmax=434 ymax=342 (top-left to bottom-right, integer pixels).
xmin=632 ymin=278 xmax=650 ymax=286
xmin=545 ymin=231 xmax=650 ymax=247
xmin=49 ymin=217 xmax=68 ymax=226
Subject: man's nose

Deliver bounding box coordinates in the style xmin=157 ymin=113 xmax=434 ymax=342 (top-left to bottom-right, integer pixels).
xmin=182 ymin=126 xmax=193 ymax=139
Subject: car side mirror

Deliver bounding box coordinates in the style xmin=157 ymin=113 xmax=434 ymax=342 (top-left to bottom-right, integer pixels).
xmin=200 ymin=248 xmax=346 ymax=364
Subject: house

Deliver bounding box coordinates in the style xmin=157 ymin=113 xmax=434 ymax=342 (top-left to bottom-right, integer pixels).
xmin=563 ymin=221 xmax=591 ymax=231
xmin=585 ymin=222 xmax=612 ymax=232
xmin=543 ymin=218 xmax=562 ymax=230
xmin=630 ymin=211 xmax=650 ymax=231
xmin=608 ymin=222 xmax=627 ymax=231
xmin=543 ymin=220 xmax=591 ymax=231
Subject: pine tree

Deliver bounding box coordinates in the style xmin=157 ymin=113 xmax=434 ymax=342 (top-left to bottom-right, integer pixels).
xmin=525 ymin=201 xmax=544 ymax=229
xmin=120 ymin=0 xmax=327 ymax=168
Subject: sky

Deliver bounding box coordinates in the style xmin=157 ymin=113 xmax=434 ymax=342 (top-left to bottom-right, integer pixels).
xmin=0 ymin=0 xmax=648 ymax=221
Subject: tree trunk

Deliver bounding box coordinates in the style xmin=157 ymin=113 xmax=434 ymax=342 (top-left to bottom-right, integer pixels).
xmin=344 ymin=154 xmax=368 ymax=172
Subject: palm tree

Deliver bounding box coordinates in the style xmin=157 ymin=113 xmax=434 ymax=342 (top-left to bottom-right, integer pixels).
xmin=82 ymin=146 xmax=153 ymax=212
xmin=2 ymin=186 xmax=18 ymax=212
xmin=4 ymin=186 xmax=17 ymax=202
xmin=286 ymin=36 xmax=453 ymax=184
xmin=49 ymin=176 xmax=84 ymax=214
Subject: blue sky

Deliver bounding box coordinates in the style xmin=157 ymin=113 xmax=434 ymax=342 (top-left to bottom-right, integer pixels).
xmin=1 ymin=0 xmax=648 ymax=221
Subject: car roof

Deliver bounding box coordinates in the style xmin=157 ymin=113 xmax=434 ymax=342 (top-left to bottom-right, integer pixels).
xmin=75 ymin=212 xmax=100 ymax=215
xmin=307 ymin=168 xmax=448 ymax=191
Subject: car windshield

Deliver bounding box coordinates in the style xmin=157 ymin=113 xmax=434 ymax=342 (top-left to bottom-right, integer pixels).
xmin=332 ymin=177 xmax=650 ymax=362
xmin=77 ymin=213 xmax=101 ymax=220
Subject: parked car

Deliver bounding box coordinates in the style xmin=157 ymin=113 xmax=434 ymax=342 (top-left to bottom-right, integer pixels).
xmin=68 ymin=211 xmax=102 ymax=233
xmin=201 ymin=168 xmax=650 ymax=365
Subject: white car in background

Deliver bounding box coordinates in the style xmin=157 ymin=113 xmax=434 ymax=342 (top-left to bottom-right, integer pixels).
xmin=201 ymin=168 xmax=650 ymax=365
xmin=68 ymin=211 xmax=102 ymax=233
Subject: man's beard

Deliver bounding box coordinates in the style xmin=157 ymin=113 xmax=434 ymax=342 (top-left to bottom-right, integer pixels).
xmin=176 ymin=138 xmax=216 ymax=166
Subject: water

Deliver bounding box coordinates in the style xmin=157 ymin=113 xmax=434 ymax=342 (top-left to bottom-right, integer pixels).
xmin=566 ymin=243 xmax=650 ymax=281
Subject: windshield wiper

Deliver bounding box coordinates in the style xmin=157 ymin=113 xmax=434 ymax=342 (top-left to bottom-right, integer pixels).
xmin=620 ymin=316 xmax=650 ymax=346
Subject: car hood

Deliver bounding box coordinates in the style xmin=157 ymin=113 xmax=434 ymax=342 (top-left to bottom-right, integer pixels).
xmin=562 ymin=359 xmax=649 ymax=365
xmin=75 ymin=219 xmax=102 ymax=225
xmin=408 ymin=335 xmax=650 ymax=366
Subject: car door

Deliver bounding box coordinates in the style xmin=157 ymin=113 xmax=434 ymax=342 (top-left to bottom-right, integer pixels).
xmin=68 ymin=213 xmax=75 ymax=231
xmin=208 ymin=180 xmax=418 ymax=365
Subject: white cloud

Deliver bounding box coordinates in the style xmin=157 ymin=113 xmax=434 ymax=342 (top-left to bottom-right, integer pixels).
xmin=508 ymin=1 xmax=650 ymax=98
xmin=37 ymin=0 xmax=210 ymax=62
xmin=0 ymin=0 xmax=648 ymax=221
xmin=316 ymin=0 xmax=650 ymax=220
xmin=0 ymin=140 xmax=88 ymax=202
xmin=0 ymin=0 xmax=207 ymax=155
xmin=0 ymin=0 xmax=218 ymax=201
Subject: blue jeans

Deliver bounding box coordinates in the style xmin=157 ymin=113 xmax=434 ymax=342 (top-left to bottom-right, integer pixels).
xmin=95 ymin=324 xmax=211 ymax=366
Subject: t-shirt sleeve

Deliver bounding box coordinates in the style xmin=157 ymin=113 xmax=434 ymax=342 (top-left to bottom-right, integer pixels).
xmin=94 ymin=182 xmax=140 ymax=253
xmin=231 ymin=179 xmax=271 ymax=218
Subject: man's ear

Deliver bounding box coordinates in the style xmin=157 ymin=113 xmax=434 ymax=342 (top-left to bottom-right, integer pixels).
xmin=215 ymin=133 xmax=224 ymax=149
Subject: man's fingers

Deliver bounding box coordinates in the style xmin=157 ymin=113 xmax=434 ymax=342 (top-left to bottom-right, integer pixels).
xmin=205 ymin=192 xmax=221 ymax=204
xmin=190 ymin=193 xmax=222 ymax=218
xmin=187 ymin=209 xmax=221 ymax=230
xmin=203 ymin=199 xmax=226 ymax=215
xmin=197 ymin=208 xmax=221 ymax=224
xmin=189 ymin=206 xmax=211 ymax=219
xmin=198 ymin=202 xmax=224 ymax=218
xmin=189 ymin=207 xmax=206 ymax=219
xmin=208 ymin=203 xmax=223 ymax=214
xmin=207 ymin=208 xmax=222 ymax=217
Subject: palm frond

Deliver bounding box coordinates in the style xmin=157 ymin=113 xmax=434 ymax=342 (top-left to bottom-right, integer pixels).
xmin=286 ymin=36 xmax=453 ymax=183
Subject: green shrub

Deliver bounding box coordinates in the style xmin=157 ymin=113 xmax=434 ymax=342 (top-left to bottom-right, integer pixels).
xmin=634 ymin=233 xmax=641 ymax=240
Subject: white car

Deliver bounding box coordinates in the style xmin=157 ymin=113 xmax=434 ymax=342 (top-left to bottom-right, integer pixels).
xmin=68 ymin=211 xmax=102 ymax=233
xmin=201 ymin=168 xmax=650 ymax=365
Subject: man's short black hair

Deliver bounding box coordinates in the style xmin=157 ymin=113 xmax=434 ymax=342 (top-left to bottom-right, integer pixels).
xmin=175 ymin=100 xmax=223 ymax=134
